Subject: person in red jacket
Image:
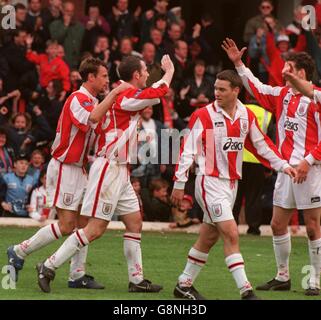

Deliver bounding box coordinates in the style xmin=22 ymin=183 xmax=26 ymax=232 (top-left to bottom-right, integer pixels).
xmin=264 ymin=17 xmax=306 ymax=87
xmin=25 ymin=35 xmax=71 ymax=101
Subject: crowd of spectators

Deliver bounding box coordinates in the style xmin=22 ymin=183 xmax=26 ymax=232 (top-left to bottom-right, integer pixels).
xmin=0 ymin=0 xmax=320 ymax=232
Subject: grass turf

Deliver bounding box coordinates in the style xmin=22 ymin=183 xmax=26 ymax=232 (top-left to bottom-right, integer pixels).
xmin=0 ymin=227 xmax=318 ymax=300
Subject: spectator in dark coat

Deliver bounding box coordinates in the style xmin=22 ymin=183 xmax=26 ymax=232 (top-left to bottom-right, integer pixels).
xmin=107 ymin=0 xmax=140 ymax=41
xmin=2 ymin=29 xmax=35 ymax=93
xmin=141 ymin=178 xmax=172 ymax=222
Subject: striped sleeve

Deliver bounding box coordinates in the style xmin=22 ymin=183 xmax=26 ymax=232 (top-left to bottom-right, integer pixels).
xmin=236 ymin=64 xmax=283 ymax=114
xmin=314 ymin=88 xmax=321 ymax=105
xmin=244 ymin=111 xmax=289 ymax=172
xmin=306 ymin=111 xmax=321 ymax=164
xmin=120 ymin=82 xmax=169 ymax=112
xmin=173 ymin=112 xmax=204 ymax=190
xmin=69 ymin=95 xmax=94 ymax=132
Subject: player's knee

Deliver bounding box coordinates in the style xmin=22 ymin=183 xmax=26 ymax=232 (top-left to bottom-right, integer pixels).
xmin=59 ymin=221 xmax=76 ymax=235
xmin=89 ymin=229 xmax=104 ymax=241
xmin=306 ymin=225 xmax=318 ymax=241
xmin=225 ymin=230 xmax=239 ymax=246
xmin=271 ymin=220 xmax=285 ymax=235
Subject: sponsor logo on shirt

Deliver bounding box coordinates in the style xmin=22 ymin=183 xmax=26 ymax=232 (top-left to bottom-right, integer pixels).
xmin=284 ymin=117 xmax=299 ymax=132
xmin=215 ymin=122 xmax=225 ymax=128
xmin=82 ymin=101 xmax=92 ymax=108
xmin=221 ymin=137 xmax=244 ymax=152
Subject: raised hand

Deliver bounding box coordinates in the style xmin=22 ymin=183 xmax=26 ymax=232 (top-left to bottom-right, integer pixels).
xmin=114 ymin=81 xmax=134 ymax=94
xmin=161 ymin=54 xmax=174 ymax=73
xmin=221 ymin=38 xmax=247 ymax=67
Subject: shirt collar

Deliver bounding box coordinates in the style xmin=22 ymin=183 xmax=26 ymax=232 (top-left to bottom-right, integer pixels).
xmin=79 ymin=86 xmax=99 ymax=105
xmin=214 ymin=100 xmax=244 ymax=122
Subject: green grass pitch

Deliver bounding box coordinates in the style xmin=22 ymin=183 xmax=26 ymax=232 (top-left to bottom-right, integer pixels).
xmin=0 ymin=227 xmax=318 ymax=300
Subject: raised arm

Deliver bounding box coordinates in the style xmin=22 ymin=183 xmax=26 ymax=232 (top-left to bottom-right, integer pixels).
xmin=282 ymin=65 xmax=315 ymax=100
xmin=120 ymin=55 xmax=175 ymax=112
xmin=222 ymin=38 xmax=283 ymax=114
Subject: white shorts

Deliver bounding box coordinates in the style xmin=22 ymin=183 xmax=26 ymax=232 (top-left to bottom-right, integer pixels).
xmin=81 ymin=157 xmax=140 ymax=221
xmin=46 ymin=158 xmax=87 ymax=211
xmin=195 ymin=175 xmax=238 ymax=224
xmin=273 ymin=165 xmax=321 ymax=210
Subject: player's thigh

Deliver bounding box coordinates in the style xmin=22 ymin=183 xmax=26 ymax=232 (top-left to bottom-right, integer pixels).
xmin=117 ymin=182 xmax=142 ymax=233
xmin=273 ymin=172 xmax=296 ymax=210
xmin=81 ymin=159 xmax=122 ymax=221
xmin=52 ymin=162 xmax=87 ymax=211
xmin=195 ymin=176 xmax=237 ymax=224
xmin=293 ymin=165 xmax=321 ymax=210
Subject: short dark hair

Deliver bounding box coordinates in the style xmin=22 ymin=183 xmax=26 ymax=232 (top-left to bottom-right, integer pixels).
xmin=79 ymin=58 xmax=107 ymax=82
xmin=0 ymin=127 xmax=8 ymax=138
xmin=118 ymin=56 xmax=143 ymax=82
xmin=15 ymin=3 xmax=27 ymax=10
xmin=195 ymin=59 xmax=206 ymax=67
xmin=216 ymin=70 xmax=243 ymax=90
xmin=201 ymin=13 xmax=213 ymax=23
xmin=285 ymin=52 xmax=316 ymax=81
xmin=260 ymin=0 xmax=273 ymax=6
xmin=149 ymin=178 xmax=168 ymax=194
xmin=46 ymin=39 xmax=58 ymax=48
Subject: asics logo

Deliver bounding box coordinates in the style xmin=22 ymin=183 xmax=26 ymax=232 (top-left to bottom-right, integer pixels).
xmin=82 ymin=281 xmax=88 ymax=286
xmin=222 ymin=138 xmax=244 ymax=152
xmin=284 ymin=118 xmax=299 ymax=132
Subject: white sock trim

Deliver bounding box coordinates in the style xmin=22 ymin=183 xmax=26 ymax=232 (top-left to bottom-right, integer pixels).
xmin=273 ymin=233 xmax=291 ymax=244
xmin=75 ymin=229 xmax=89 ymax=246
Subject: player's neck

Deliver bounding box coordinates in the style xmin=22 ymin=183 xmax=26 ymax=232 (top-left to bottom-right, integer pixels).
xmin=128 ymin=79 xmax=141 ymax=89
xmin=82 ymin=83 xmax=98 ymax=97
xmin=221 ymin=102 xmax=237 ymax=120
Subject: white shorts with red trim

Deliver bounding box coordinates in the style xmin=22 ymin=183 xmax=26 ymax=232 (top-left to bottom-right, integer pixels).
xmin=195 ymin=175 xmax=238 ymax=224
xmin=46 ymin=158 xmax=87 ymax=211
xmin=81 ymin=157 xmax=140 ymax=221
xmin=273 ymin=165 xmax=321 ymax=210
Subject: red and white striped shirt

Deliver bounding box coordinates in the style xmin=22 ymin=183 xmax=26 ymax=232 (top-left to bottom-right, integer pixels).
xmin=314 ymin=88 xmax=321 ymax=106
xmin=237 ymin=65 xmax=321 ymax=166
xmin=95 ymin=80 xmax=169 ymax=162
xmin=51 ymin=86 xmax=98 ymax=167
xmin=174 ymin=101 xmax=289 ymax=189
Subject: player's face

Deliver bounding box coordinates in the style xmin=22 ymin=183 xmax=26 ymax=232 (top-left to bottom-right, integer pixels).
xmin=137 ymin=61 xmax=149 ymax=88
xmin=283 ymin=61 xmax=306 ymax=86
xmin=214 ymin=79 xmax=239 ymax=108
xmin=94 ymin=66 xmax=109 ymax=94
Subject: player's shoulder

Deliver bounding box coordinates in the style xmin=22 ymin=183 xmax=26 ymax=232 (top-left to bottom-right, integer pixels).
xmin=66 ymin=91 xmax=93 ymax=109
xmin=117 ymin=87 xmax=144 ymax=100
